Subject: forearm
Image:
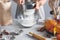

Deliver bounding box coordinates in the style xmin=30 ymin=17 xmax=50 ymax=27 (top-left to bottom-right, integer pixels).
xmin=49 ymin=0 xmax=55 ymax=11
xmin=49 ymin=0 xmax=58 ymax=10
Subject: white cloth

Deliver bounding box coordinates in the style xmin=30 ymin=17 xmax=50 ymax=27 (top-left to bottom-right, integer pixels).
xmin=38 ymin=6 xmax=45 ymax=22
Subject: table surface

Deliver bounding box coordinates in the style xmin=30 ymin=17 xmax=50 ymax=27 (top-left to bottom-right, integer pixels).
xmin=14 ymin=24 xmax=52 ymax=40
xmin=0 ymin=20 xmax=53 ymax=40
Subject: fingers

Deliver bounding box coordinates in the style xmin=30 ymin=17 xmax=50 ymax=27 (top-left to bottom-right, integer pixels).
xmin=36 ymin=2 xmax=39 ymax=9
xmin=20 ymin=0 xmax=24 ymax=5
xmin=35 ymin=0 xmax=41 ymax=9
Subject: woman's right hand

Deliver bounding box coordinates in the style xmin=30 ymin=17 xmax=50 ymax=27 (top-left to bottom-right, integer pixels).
xmin=14 ymin=0 xmax=24 ymax=5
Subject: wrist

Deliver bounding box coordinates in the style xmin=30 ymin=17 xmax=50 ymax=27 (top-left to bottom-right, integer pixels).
xmin=35 ymin=8 xmax=39 ymax=10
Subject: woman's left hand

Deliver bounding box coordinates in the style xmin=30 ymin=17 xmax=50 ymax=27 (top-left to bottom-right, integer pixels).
xmin=35 ymin=1 xmax=40 ymax=9
xmin=35 ymin=0 xmax=46 ymax=9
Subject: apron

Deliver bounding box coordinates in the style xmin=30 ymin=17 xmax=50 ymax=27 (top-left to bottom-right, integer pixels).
xmin=0 ymin=0 xmax=12 ymax=26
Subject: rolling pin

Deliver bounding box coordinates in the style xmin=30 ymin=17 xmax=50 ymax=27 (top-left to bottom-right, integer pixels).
xmin=28 ymin=32 xmax=46 ymax=40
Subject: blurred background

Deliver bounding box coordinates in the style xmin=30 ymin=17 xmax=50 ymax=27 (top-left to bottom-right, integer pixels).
xmin=11 ymin=0 xmax=52 ymax=19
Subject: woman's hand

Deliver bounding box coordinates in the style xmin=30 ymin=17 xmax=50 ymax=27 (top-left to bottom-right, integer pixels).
xmin=49 ymin=0 xmax=58 ymax=11
xmin=35 ymin=0 xmax=46 ymax=10
xmin=14 ymin=0 xmax=24 ymax=5
xmin=20 ymin=0 xmax=24 ymax=5
xmin=35 ymin=1 xmax=41 ymax=10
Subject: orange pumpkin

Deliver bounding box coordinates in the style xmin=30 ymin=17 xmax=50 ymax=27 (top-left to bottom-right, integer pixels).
xmin=45 ymin=19 xmax=60 ymax=34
